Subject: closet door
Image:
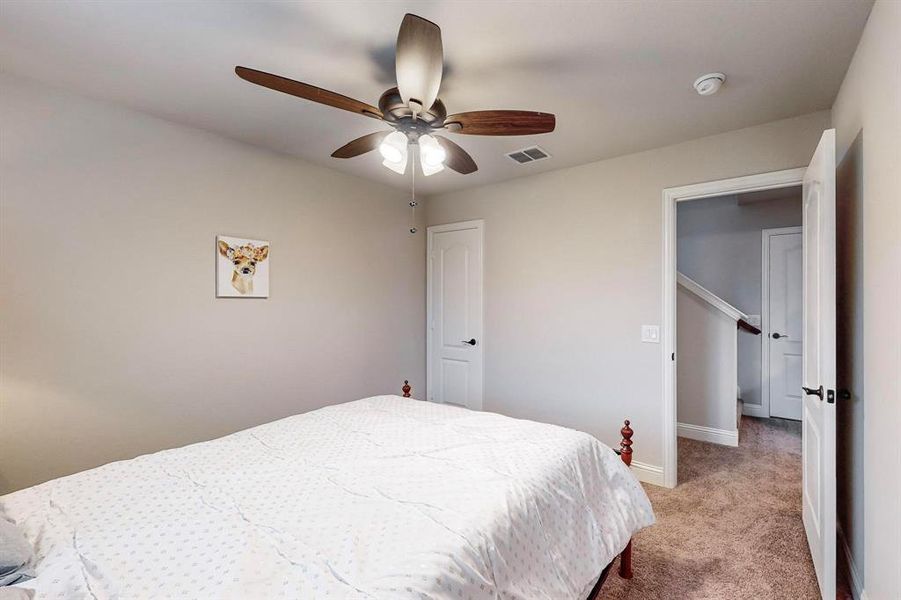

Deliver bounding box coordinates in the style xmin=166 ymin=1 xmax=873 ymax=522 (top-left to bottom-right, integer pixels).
xmin=766 ymin=228 xmax=804 ymax=420
xmin=427 ymin=221 xmax=483 ymax=410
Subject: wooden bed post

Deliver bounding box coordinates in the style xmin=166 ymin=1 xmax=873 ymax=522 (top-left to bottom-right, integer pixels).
xmin=588 ymin=419 xmax=638 ymax=599
xmin=402 ymin=380 xmax=411 ymax=398
xmin=619 ymin=419 xmax=634 ymax=579
xmin=619 ymin=420 xmax=633 ymax=467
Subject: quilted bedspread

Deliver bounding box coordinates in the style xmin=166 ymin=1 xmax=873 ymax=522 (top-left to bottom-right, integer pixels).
xmin=1 ymin=396 xmax=654 ymax=599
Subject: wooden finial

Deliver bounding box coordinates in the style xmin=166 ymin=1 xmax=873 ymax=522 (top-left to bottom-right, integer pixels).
xmin=402 ymin=380 xmax=411 ymax=398
xmin=619 ymin=419 xmax=633 ymax=467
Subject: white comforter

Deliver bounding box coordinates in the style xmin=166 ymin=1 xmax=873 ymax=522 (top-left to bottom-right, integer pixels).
xmin=2 ymin=396 xmax=654 ymax=599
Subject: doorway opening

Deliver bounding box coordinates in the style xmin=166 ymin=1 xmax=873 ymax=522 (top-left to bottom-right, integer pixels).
xmin=662 ymin=131 xmax=838 ymax=599
xmin=676 ymin=190 xmax=803 ymax=444
xmin=662 ymin=168 xmax=806 ymax=488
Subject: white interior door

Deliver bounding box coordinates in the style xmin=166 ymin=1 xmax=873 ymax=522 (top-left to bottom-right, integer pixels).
xmin=801 ymin=129 xmax=836 ymax=600
xmin=427 ymin=221 xmax=483 ymax=410
xmin=767 ymin=229 xmax=804 ymax=420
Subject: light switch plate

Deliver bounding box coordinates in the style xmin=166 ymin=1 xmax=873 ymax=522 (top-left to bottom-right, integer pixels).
xmin=641 ymin=325 xmax=660 ymax=343
xmin=746 ymin=315 xmax=762 ymax=327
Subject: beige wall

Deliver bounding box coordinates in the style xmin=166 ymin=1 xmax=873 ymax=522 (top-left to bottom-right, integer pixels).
xmin=426 ymin=110 xmax=830 ymax=473
xmin=0 ymin=74 xmax=425 ymax=493
xmin=831 ymin=1 xmax=901 ymax=597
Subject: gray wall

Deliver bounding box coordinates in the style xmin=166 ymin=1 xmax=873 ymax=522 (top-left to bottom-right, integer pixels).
xmin=0 ymin=74 xmax=425 ymax=493
xmin=830 ymin=1 xmax=901 ymax=595
xmin=425 ymin=110 xmax=830 ymax=474
xmin=677 ymin=193 xmax=802 ymax=408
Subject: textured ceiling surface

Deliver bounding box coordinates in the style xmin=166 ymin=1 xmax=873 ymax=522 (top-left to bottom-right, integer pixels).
xmin=0 ymin=1 xmax=872 ymax=194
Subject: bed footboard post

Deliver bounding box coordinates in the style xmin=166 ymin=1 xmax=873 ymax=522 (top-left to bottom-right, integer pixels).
xmin=619 ymin=419 xmax=633 ymax=467
xmin=619 ymin=541 xmax=633 ymax=579
xmin=619 ymin=419 xmax=634 ymax=579
xmin=402 ymin=380 xmax=411 ymax=398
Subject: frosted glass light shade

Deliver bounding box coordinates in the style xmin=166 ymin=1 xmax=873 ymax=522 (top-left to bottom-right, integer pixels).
xmin=383 ymin=156 xmax=407 ymax=174
xmin=419 ymin=134 xmax=445 ymax=166
xmin=379 ymin=131 xmax=408 ymax=174
xmin=420 ymin=159 xmax=444 ymax=176
xmin=418 ymin=134 xmax=445 ymax=176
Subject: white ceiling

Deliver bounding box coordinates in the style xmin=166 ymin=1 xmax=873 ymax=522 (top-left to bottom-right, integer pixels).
xmin=0 ymin=1 xmax=872 ymax=195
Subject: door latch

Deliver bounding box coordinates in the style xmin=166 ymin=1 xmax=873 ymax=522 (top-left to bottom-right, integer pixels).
xmin=827 ymin=389 xmax=835 ymax=404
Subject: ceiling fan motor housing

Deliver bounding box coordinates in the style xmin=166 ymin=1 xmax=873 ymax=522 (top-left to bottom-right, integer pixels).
xmin=379 ymin=88 xmax=446 ymax=140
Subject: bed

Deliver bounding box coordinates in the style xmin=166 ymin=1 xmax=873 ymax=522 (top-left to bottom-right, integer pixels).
xmin=1 ymin=382 xmax=654 ymax=599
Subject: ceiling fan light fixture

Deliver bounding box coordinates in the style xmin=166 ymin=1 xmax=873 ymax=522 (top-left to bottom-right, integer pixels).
xmin=419 ymin=134 xmax=446 ymax=167
xmin=420 ymin=159 xmax=444 ymax=177
xmin=379 ymin=131 xmax=408 ymax=163
xmin=382 ymin=154 xmax=408 ymax=175
xmin=381 ymin=132 xmax=408 ymax=174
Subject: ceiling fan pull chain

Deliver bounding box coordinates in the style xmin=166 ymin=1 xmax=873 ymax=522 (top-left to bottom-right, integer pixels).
xmin=409 ymin=146 xmax=417 ymax=234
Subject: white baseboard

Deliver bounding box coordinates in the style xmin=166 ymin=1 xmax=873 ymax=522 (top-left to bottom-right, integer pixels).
xmin=677 ymin=422 xmax=739 ymax=447
xmin=742 ymin=403 xmax=768 ymax=418
xmin=838 ymin=524 xmax=867 ymax=600
xmin=630 ymin=460 xmax=666 ymax=487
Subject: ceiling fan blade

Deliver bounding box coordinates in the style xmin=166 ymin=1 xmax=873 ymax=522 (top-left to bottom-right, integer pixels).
xmin=443 ymin=110 xmax=555 ymax=136
xmin=434 ymin=135 xmax=478 ymax=174
xmin=331 ymin=131 xmax=391 ymax=158
xmin=395 ymin=14 xmax=443 ymax=112
xmin=235 ymin=66 xmax=382 ymax=120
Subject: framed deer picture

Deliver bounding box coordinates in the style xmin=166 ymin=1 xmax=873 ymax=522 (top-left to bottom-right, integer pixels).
xmin=216 ymin=235 xmax=270 ymax=298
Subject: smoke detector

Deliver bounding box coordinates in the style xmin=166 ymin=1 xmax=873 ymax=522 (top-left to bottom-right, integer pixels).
xmin=693 ymin=72 xmax=726 ymax=96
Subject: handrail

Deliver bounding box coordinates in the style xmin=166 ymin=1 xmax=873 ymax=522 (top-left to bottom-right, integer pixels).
xmin=677 ymin=273 xmax=761 ymax=336
xmin=737 ymin=319 xmax=762 ymax=335
xmin=676 ymin=272 xmax=749 ymax=322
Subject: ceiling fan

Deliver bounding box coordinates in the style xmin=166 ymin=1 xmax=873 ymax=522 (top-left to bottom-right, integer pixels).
xmin=235 ymin=13 xmax=555 ymax=177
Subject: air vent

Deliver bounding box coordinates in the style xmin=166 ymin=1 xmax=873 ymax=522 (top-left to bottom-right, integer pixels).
xmin=506 ymin=145 xmax=550 ymax=164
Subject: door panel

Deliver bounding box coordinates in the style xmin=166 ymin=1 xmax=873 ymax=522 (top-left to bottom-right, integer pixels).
xmin=440 ymin=243 xmax=469 ymax=345
xmin=440 ymin=359 xmax=469 ymax=407
xmin=803 ymin=407 xmax=822 ymax=534
xmin=801 ymin=129 xmax=836 ymax=600
xmin=428 ymin=222 xmax=483 ymax=410
xmin=768 ymin=231 xmax=804 ymax=420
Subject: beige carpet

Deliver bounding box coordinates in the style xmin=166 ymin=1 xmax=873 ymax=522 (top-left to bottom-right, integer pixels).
xmin=600 ymin=416 xmax=841 ymax=600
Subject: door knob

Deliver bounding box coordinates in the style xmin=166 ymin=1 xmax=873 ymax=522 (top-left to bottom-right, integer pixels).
xmin=802 ymin=385 xmax=824 ymax=399
xmin=772 ymin=332 xmax=787 ymax=339
xmin=462 ymin=338 xmax=477 ymax=346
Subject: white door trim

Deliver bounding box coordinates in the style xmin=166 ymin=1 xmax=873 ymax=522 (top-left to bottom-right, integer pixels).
xmin=426 ymin=220 xmax=485 ymax=408
xmin=760 ymin=226 xmax=804 ymax=420
xmin=662 ymin=167 xmax=805 ymax=488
